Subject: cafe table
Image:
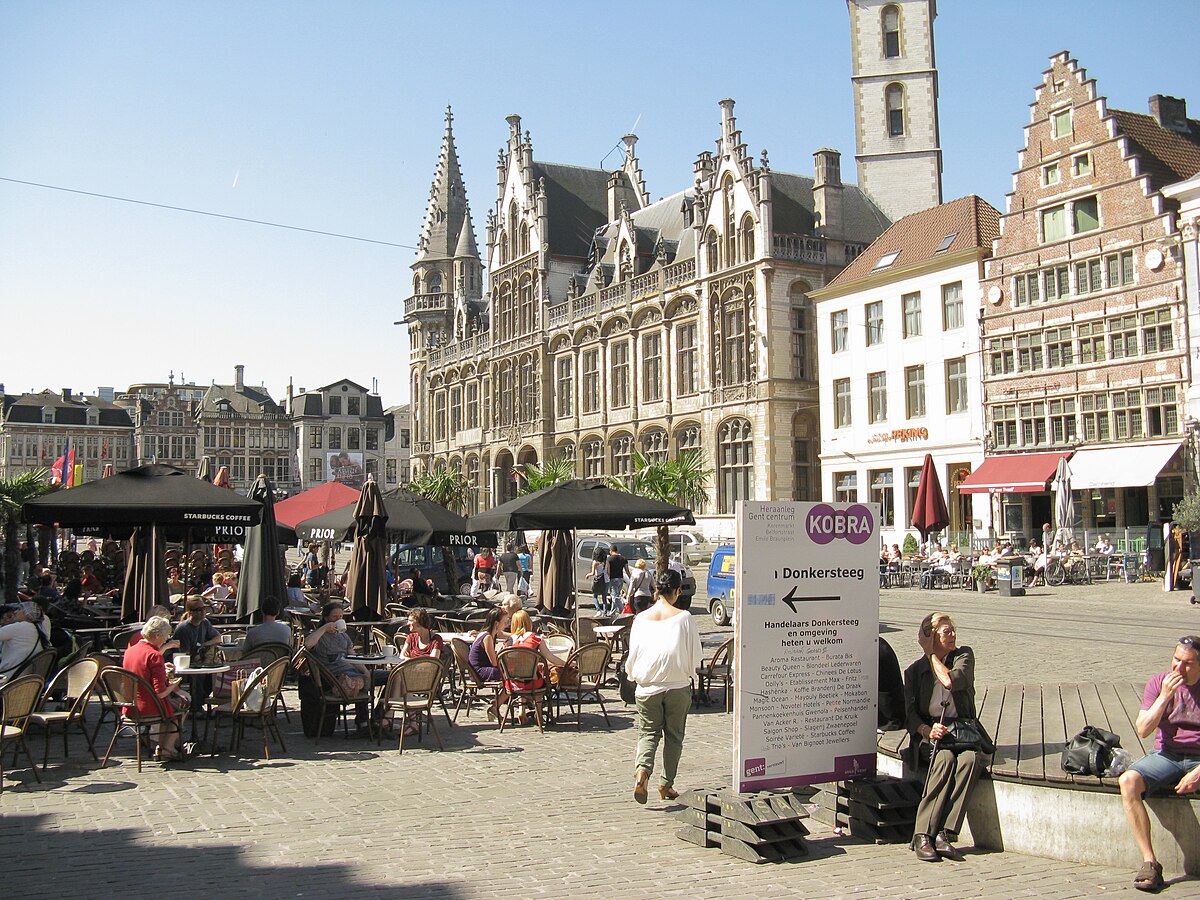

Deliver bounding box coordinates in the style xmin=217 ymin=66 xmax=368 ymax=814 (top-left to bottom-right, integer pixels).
xmin=173 ymin=662 xmax=230 ymax=741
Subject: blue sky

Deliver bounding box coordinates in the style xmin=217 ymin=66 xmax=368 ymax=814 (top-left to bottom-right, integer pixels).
xmin=2 ymin=1 xmax=1198 ymax=405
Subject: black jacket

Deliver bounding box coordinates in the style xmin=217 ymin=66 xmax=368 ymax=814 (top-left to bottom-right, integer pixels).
xmin=903 ymin=645 xmax=977 ymax=741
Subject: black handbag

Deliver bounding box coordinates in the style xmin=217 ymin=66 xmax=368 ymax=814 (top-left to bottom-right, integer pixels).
xmin=1061 ymin=725 xmax=1121 ymax=776
xmin=936 ymin=717 xmax=995 ymax=754
xmin=616 ymin=657 xmax=636 ymax=705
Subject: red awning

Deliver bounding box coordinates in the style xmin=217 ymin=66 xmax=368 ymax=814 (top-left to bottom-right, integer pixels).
xmin=957 ymin=452 xmax=1072 ymax=494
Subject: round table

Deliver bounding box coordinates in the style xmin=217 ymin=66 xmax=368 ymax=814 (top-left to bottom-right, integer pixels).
xmin=174 ymin=665 xmax=230 ymax=741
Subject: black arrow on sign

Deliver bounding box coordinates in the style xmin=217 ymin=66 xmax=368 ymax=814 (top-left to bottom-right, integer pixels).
xmin=780 ymin=586 xmax=840 ymax=613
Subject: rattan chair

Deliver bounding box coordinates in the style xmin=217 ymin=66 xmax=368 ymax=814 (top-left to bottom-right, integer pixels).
xmin=555 ymin=641 xmax=612 ymax=730
xmin=370 ymin=628 xmax=393 ymax=655
xmin=210 ymin=657 xmax=289 ymax=759
xmin=380 ymin=657 xmax=446 ymax=752
xmin=299 ymin=651 xmax=371 ymax=743
xmin=449 ymin=638 xmax=500 ymax=722
xmin=696 ymin=637 xmax=734 ymax=713
xmin=496 ymin=647 xmax=550 ymax=733
xmin=0 ymin=674 xmax=46 ymax=791
xmin=99 ymin=667 xmax=184 ymax=772
xmin=30 ymin=656 xmax=101 ymax=770
xmin=16 ymin=648 xmax=58 ymax=682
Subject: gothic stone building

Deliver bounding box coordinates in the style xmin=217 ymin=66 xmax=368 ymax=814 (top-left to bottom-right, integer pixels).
xmin=974 ymin=52 xmax=1200 ymax=538
xmin=403 ymin=102 xmax=893 ymax=520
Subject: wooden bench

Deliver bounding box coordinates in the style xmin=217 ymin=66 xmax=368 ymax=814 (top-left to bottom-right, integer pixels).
xmin=874 ymin=682 xmax=1200 ymax=875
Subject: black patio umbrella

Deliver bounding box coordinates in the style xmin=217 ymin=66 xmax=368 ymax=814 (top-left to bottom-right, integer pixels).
xmin=537 ymin=529 xmax=575 ymax=613
xmin=466 ymin=479 xmax=695 ymax=532
xmin=344 ymin=479 xmax=389 ymax=618
xmin=23 ymin=463 xmax=262 ymax=529
xmin=294 ymin=487 xmax=483 ymax=545
xmin=238 ymin=475 xmax=288 ymax=622
xmin=910 ymin=453 xmax=951 ymax=541
xmin=121 ymin=525 xmax=170 ymax=623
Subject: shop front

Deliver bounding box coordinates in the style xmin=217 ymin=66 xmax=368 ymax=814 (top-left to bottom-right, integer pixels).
xmin=957 ymin=450 xmax=1072 ymax=547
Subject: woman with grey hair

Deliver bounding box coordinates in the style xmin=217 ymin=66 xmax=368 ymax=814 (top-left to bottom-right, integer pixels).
xmin=0 ymin=602 xmax=48 ymax=682
xmin=122 ymin=615 xmax=190 ymax=761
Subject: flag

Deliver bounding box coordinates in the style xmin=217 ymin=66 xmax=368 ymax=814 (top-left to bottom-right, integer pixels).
xmin=51 ymin=439 xmax=76 ymax=487
xmin=101 ymin=437 xmax=108 ymax=458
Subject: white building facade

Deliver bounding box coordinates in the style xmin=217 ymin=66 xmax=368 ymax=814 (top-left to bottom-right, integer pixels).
xmin=811 ymin=195 xmax=999 ymax=547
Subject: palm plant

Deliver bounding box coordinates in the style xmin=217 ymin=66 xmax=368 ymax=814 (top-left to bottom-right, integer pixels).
xmin=408 ymin=467 xmax=475 ymax=591
xmin=516 ymin=454 xmax=575 ymax=495
xmin=0 ymin=468 xmax=55 ymax=603
xmin=605 ymin=450 xmax=711 ymax=571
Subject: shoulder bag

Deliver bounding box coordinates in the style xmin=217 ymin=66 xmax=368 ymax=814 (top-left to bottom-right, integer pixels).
xmin=1061 ymin=725 xmax=1122 ymax=776
xmin=934 ymin=717 xmax=995 ymax=754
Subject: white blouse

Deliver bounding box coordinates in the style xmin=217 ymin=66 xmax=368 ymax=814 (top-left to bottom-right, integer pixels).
xmin=625 ymin=611 xmax=703 ymax=698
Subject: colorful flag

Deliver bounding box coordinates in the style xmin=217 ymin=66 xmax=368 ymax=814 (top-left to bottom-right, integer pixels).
xmin=50 ymin=439 xmax=76 ymax=487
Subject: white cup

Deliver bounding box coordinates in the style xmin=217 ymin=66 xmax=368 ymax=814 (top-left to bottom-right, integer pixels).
xmin=175 ymin=653 xmax=191 ymax=669
xmin=335 ymin=619 xmax=347 ymax=633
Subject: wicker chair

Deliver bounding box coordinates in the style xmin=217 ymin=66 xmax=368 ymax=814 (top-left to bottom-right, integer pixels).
xmin=496 ymin=647 xmax=550 ymax=733
xmin=555 ymin=642 xmax=612 ymax=730
xmin=299 ymin=651 xmax=371 ymax=743
xmin=449 ymin=638 xmax=499 ymax=722
xmin=99 ymin=667 xmax=184 ymax=772
xmin=379 ymin=658 xmax=446 ymax=752
xmin=0 ymin=674 xmax=46 ymax=791
xmin=16 ymin=648 xmax=58 ymax=682
xmin=30 ymin=656 xmax=101 ymax=770
xmin=210 ymin=657 xmax=289 ymax=759
xmin=696 ymin=637 xmax=734 ymax=713
xmin=370 ymin=628 xmax=393 ymax=655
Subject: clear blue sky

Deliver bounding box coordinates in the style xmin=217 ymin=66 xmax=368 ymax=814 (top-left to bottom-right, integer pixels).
xmin=2 ymin=1 xmax=1198 ymax=405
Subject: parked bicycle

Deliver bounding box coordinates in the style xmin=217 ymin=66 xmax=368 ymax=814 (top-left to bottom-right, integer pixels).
xmin=1045 ymin=555 xmax=1092 ymax=586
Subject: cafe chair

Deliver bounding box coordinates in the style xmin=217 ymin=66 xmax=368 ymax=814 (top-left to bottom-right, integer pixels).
xmin=210 ymin=657 xmax=289 ymax=760
xmin=496 ymin=647 xmax=550 ymax=733
xmin=380 ymin=657 xmax=446 ymax=752
xmin=30 ymin=657 xmax=101 ymax=771
xmin=16 ymin=648 xmax=58 ymax=683
xmin=695 ymin=637 xmax=734 ymax=713
xmin=110 ymin=627 xmax=143 ymax=652
xmin=0 ymin=674 xmax=46 ymax=792
xmin=299 ymin=652 xmax=371 ymax=744
xmin=555 ymin=641 xmax=612 ymax=731
xmin=370 ymin=628 xmax=393 ymax=655
xmin=99 ymin=667 xmax=184 ymax=773
xmin=449 ymin=638 xmax=500 ymax=722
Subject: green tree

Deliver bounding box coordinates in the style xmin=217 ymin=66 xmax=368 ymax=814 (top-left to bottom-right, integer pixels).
xmin=605 ymin=450 xmax=711 ymax=571
xmin=516 ymin=454 xmax=575 ymax=495
xmin=0 ymin=468 xmax=55 ymax=603
xmin=408 ymin=467 xmax=475 ymax=592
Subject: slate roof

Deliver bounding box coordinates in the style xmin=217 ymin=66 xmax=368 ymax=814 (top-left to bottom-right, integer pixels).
xmin=200 ymin=383 xmax=285 ymax=417
xmin=2 ymin=390 xmax=133 ymax=427
xmin=827 ymin=194 xmax=1001 ymax=288
xmin=771 ymin=173 xmax=891 ymax=241
xmin=1110 ymin=109 xmax=1200 ymax=195
xmin=531 ymin=162 xmax=611 ymax=259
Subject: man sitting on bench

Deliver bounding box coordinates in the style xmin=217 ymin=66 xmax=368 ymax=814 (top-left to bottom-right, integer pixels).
xmin=1119 ymin=635 xmax=1200 ymax=892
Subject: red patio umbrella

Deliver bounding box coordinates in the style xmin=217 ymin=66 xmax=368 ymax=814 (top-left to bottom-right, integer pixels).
xmin=910 ymin=453 xmax=950 ymax=541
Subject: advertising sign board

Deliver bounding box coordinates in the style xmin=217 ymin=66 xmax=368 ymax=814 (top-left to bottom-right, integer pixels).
xmin=733 ymin=501 xmax=880 ymax=792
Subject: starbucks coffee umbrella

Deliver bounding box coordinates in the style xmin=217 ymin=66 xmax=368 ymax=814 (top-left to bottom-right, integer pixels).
xmin=238 ymin=475 xmax=287 ymax=622
xmin=467 ymin=479 xmax=694 ymax=532
xmin=343 ymin=479 xmax=389 ymax=618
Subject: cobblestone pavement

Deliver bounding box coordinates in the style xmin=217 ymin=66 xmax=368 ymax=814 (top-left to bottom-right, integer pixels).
xmin=2 ymin=579 xmax=1198 ymax=899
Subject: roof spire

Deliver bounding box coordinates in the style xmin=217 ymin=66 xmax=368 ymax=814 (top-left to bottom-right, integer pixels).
xmin=415 ymin=105 xmax=479 ymax=264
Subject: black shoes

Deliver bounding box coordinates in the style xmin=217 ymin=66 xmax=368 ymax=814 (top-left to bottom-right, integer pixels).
xmin=913 ymin=833 xmax=939 ymax=862
xmin=934 ymin=831 xmax=962 ymax=859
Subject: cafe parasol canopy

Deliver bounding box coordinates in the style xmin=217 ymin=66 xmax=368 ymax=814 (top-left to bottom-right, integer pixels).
xmin=909 ymin=453 xmax=951 ymax=541
xmin=466 ymin=479 xmax=695 ymax=532
xmin=238 ymin=475 xmax=288 ymax=622
xmin=294 ymin=486 xmax=484 ymax=545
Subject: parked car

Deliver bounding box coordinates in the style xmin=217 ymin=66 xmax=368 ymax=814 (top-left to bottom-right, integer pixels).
xmin=638 ymin=529 xmax=718 ymax=567
xmin=706 ymin=544 xmax=736 ymax=626
xmin=574 ymin=534 xmax=697 ymax=609
xmin=391 ymin=544 xmax=477 ymax=596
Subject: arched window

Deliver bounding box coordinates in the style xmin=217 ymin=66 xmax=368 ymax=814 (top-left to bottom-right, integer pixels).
xmin=705 ymin=228 xmax=720 ymax=272
xmin=717 ymin=417 xmax=754 ymax=514
xmin=412 ymin=274 xmax=420 ymax=294
xmin=792 ymin=414 xmax=815 ymax=501
xmin=740 ymin=214 xmax=755 ymax=262
xmin=518 ymin=275 xmax=534 ymax=335
xmin=466 ymin=456 xmax=480 ymax=514
xmin=723 ymin=176 xmax=736 ymax=263
xmin=519 ymin=223 xmax=530 ymax=256
xmin=557 ymin=441 xmax=577 ymax=466
xmin=886 ymin=83 xmax=906 ymax=137
xmin=499 ymin=232 xmax=508 ymax=265
xmin=675 ymin=423 xmax=701 ymax=457
xmin=509 ymin=202 xmax=519 ymax=256
xmin=428 ymin=272 xmax=443 ymax=294
xmin=882 ymin=5 xmax=901 ymax=58
xmin=582 ymin=439 xmax=604 ymax=479
xmin=721 ymin=289 xmax=747 ymax=385
xmin=640 ymin=427 xmax=669 ymax=463
xmin=610 ymin=433 xmax=633 ymax=486
xmin=497 ymin=282 xmax=514 ymax=341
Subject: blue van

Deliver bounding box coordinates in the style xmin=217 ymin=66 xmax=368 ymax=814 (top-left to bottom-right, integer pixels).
xmin=706 ymin=545 xmax=736 ymax=626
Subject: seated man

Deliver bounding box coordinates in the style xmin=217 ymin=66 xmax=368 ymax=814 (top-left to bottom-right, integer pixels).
xmin=1095 ymin=534 xmax=1115 ymax=556
xmin=1118 ymin=636 xmax=1200 ymax=892
xmin=241 ymin=596 xmax=292 ymax=651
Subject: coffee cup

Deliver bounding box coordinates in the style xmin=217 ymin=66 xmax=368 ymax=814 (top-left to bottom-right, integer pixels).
xmin=175 ymin=653 xmax=191 ymax=669
xmin=335 ymin=619 xmax=347 ymax=633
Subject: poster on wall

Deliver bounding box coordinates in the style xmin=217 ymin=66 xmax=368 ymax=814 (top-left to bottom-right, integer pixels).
xmin=733 ymin=500 xmax=880 ymax=792
xmin=326 ymin=451 xmax=365 ymax=487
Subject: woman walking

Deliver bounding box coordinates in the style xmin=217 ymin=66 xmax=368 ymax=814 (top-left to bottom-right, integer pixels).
xmin=624 ymin=569 xmax=703 ymax=803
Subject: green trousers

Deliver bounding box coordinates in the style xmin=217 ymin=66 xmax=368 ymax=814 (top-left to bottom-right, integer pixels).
xmin=634 ymin=686 xmax=692 ymax=787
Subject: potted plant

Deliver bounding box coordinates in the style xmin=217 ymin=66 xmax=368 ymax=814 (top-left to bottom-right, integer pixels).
xmin=902 ymin=534 xmax=919 ymax=558
xmin=971 ymin=563 xmax=993 ymax=592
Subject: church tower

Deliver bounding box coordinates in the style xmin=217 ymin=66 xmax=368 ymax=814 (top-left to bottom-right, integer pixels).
xmin=406 ymin=106 xmax=484 ymax=346
xmin=847 ymin=0 xmax=943 ymax=220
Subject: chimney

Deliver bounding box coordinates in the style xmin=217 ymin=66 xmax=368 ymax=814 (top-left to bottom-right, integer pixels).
xmin=61 ymin=388 xmax=71 ymax=402
xmin=1149 ymin=95 xmax=1189 ymax=133
xmin=812 ymin=148 xmax=844 ymax=236
xmin=234 ymin=365 xmax=245 ymax=391
xmin=607 ymin=171 xmax=640 ymax=222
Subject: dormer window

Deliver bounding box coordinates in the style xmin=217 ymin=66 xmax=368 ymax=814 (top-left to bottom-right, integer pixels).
xmin=934 ymin=233 xmax=958 ymax=253
xmin=42 ymin=406 xmax=54 ymax=424
xmin=873 ymin=250 xmax=901 ymax=270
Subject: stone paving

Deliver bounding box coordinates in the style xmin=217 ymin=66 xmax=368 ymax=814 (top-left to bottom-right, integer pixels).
xmin=2 ymin=579 xmax=1199 ymax=899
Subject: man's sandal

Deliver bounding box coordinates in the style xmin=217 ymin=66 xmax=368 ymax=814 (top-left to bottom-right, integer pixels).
xmin=1133 ymin=861 xmax=1164 ymax=892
